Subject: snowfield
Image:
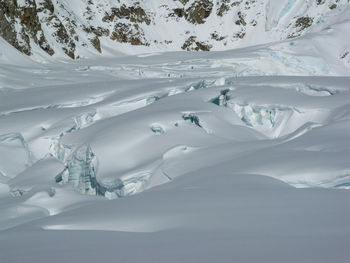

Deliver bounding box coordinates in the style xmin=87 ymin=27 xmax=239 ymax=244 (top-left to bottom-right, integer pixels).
xmin=1 ymin=4 xmax=350 ymax=263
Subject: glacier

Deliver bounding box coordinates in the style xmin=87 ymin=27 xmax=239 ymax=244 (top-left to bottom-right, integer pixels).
xmin=1 ymin=2 xmax=350 ymax=263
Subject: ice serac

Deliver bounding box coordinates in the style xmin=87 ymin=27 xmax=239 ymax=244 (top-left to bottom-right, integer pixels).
xmin=231 ymin=103 xmax=295 ymax=138
xmin=55 ymin=144 xmax=102 ymax=196
xmin=54 ymin=143 xmax=150 ymax=199
xmin=104 ymin=172 xmax=151 ymax=200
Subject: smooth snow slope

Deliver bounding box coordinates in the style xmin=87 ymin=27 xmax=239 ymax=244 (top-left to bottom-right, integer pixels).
xmin=1 ymin=7 xmax=350 ymax=263
xmin=2 ymin=172 xmax=350 ymax=263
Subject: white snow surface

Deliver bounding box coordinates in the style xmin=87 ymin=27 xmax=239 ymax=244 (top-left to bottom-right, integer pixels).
xmin=1 ymin=6 xmax=350 ymax=262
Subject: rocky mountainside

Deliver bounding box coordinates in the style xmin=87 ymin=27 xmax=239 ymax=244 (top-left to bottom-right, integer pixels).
xmin=0 ymin=0 xmax=349 ymax=59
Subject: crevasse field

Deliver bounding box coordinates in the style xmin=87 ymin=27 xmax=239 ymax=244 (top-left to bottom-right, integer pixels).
xmin=1 ymin=3 xmax=350 ymax=263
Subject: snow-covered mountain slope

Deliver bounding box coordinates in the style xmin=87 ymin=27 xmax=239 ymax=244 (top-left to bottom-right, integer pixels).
xmin=1 ymin=0 xmax=350 ymax=59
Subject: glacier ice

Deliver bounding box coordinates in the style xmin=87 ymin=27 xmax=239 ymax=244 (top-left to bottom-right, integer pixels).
xmin=211 ymin=89 xmax=230 ymax=106
xmin=70 ymin=111 xmax=99 ymax=131
xmin=232 ymin=104 xmax=278 ymax=128
xmin=54 ymin=144 xmax=152 ymax=199
xmin=10 ymin=188 xmax=28 ymax=197
xmin=186 ymin=80 xmax=214 ymax=92
xmin=1 ymin=2 xmax=350 ymax=261
xmin=182 ymin=113 xmax=202 ymax=128
xmin=104 ymin=173 xmax=152 ymax=200
xmin=229 ymin=103 xmax=297 ymax=138
xmin=55 ymin=144 xmax=101 ymax=195
xmin=49 ymin=138 xmax=72 ymax=163
xmin=150 ymin=123 xmax=166 ymax=135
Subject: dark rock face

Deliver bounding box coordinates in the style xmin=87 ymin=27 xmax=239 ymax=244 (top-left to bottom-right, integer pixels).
xmin=182 ymin=36 xmax=212 ymax=51
xmin=185 ymin=0 xmax=214 ymax=24
xmin=111 ymin=23 xmax=148 ymax=46
xmin=0 ymin=0 xmax=53 ymax=56
xmin=288 ymin=16 xmax=314 ymax=38
xmin=0 ymin=0 xmax=76 ymax=58
xmin=295 ymin=16 xmax=314 ymax=29
xmin=103 ymin=4 xmax=151 ymax=25
xmin=90 ymin=36 xmax=101 ymax=53
xmin=171 ymin=0 xmax=214 ymax=24
xmin=104 ymin=3 xmax=150 ymax=47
